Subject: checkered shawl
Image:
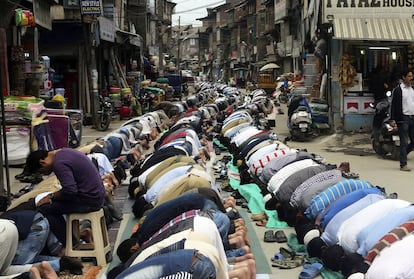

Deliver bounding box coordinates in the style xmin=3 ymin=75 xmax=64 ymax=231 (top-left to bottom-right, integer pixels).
xmin=144 ymin=209 xmax=201 ymax=245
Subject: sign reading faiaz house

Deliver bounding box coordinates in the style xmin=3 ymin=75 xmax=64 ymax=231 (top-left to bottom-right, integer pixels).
xmin=323 ymin=0 xmax=414 ymax=41
xmin=81 ymin=0 xmax=101 ymax=15
xmin=325 ymin=0 xmax=414 ymax=17
xmin=326 ymin=0 xmax=414 ymax=7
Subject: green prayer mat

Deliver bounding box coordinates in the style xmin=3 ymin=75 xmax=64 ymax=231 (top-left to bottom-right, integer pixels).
xmin=227 ymin=161 xmax=289 ymax=229
xmin=213 ymin=138 xmax=228 ymax=150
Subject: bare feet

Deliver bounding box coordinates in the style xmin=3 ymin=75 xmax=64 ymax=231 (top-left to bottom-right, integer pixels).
xmin=30 ymin=266 xmax=41 ymax=279
xmin=39 ymin=261 xmax=59 ymax=279
xmin=31 ymin=262 xmax=59 ymax=279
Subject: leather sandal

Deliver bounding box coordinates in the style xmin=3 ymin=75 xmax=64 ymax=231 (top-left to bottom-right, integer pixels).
xmin=250 ymin=212 xmax=267 ymax=221
xmin=255 ymin=219 xmax=268 ymax=227
xmin=271 ymin=258 xmax=304 ymax=269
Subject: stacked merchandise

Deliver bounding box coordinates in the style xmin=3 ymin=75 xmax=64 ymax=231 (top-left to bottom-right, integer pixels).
xmin=2 ymin=96 xmax=44 ymax=165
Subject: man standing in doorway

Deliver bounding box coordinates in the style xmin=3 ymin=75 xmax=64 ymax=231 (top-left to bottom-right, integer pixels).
xmin=391 ymin=68 xmax=414 ymax=171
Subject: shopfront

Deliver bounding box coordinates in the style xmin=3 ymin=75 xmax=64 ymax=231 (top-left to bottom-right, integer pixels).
xmin=322 ymin=2 xmax=414 ymax=132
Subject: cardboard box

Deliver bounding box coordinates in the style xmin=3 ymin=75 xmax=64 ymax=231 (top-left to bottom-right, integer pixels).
xmin=359 ymin=96 xmax=375 ymax=114
xmin=344 ymin=96 xmax=375 ymax=114
xmin=344 ymin=96 xmax=360 ymax=114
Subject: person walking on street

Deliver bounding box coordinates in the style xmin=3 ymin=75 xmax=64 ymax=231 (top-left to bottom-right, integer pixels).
xmin=390 ymin=68 xmax=414 ymax=171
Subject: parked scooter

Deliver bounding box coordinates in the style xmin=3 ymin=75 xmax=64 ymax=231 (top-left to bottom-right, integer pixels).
xmin=95 ymin=95 xmax=112 ymax=131
xmin=287 ymin=94 xmax=313 ymax=140
xmin=371 ymin=91 xmax=400 ymax=160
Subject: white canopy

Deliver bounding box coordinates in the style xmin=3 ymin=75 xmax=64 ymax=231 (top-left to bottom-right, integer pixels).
xmin=259 ymin=63 xmax=280 ymax=71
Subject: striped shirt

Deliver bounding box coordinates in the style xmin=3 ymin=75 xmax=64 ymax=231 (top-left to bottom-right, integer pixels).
xmin=160 ymin=272 xmax=193 ymax=279
xmin=290 ymin=169 xmax=345 ymax=208
xmin=304 ymin=179 xmax=373 ymax=220
xmin=248 ymin=148 xmax=296 ymax=177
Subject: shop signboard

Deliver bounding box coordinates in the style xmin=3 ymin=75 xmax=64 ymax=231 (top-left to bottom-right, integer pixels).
xmin=99 ymin=16 xmax=114 ymax=42
xmin=80 ymin=0 xmax=101 ymax=15
xmin=323 ymin=1 xmax=414 ymax=41
xmin=63 ymin=0 xmax=80 ymax=9
xmin=324 ymin=0 xmax=413 ymax=18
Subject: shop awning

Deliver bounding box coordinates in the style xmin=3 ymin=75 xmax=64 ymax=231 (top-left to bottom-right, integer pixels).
xmin=333 ymin=17 xmax=414 ymax=41
xmin=116 ymin=29 xmax=143 ymax=47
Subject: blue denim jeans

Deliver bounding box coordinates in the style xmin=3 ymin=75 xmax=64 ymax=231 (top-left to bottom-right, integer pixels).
xmin=104 ymin=136 xmax=123 ymax=161
xmin=118 ymin=249 xmax=216 ymax=279
xmin=12 ymin=212 xmax=49 ymax=265
xmin=398 ymin=116 xmax=414 ymax=167
xmin=210 ymin=210 xmax=231 ymax=250
xmin=225 ymin=247 xmax=246 ymax=258
xmin=11 ymin=212 xmax=60 ymax=272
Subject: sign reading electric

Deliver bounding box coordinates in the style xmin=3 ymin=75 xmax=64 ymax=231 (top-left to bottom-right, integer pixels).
xmin=81 ymin=0 xmax=101 ymax=15
xmin=325 ymin=0 xmax=414 ymax=17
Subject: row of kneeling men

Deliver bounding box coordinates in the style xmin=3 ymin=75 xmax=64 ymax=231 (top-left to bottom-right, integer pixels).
xmin=219 ymin=102 xmax=414 ymax=279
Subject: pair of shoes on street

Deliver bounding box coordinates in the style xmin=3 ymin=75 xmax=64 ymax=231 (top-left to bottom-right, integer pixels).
xmin=264 ymin=230 xmax=287 ymax=243
xmin=400 ymin=165 xmax=411 ymax=172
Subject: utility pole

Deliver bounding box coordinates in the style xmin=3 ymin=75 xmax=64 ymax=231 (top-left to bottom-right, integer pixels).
xmin=177 ymin=16 xmax=180 ymax=74
xmin=177 ymin=16 xmax=182 ymax=98
xmin=198 ymin=28 xmax=200 ymax=76
xmin=158 ymin=1 xmax=164 ymax=77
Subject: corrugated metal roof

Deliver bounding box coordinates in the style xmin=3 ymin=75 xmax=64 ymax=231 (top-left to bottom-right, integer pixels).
xmin=333 ymin=17 xmax=414 ymax=41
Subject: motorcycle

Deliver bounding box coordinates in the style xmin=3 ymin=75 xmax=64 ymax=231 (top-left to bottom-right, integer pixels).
xmin=95 ymin=95 xmax=112 ymax=131
xmin=371 ymin=91 xmax=400 ymax=160
xmin=287 ymin=94 xmax=313 ymax=141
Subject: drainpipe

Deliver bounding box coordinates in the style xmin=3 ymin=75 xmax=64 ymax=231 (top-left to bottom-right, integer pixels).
xmin=326 ymin=23 xmax=334 ymax=133
xmin=0 ymin=28 xmax=10 ymax=199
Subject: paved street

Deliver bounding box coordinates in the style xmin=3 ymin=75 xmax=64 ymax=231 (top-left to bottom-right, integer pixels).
xmin=4 ymin=102 xmax=414 ymax=278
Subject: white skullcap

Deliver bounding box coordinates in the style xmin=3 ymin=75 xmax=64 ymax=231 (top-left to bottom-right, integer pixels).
xmin=303 ymin=229 xmax=321 ymax=246
xmin=263 ymin=193 xmax=272 ymax=204
xmin=347 ymin=272 xmax=365 ymax=279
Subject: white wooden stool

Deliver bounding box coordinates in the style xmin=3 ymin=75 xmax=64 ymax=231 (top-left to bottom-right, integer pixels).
xmin=65 ymin=208 xmax=111 ymax=266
